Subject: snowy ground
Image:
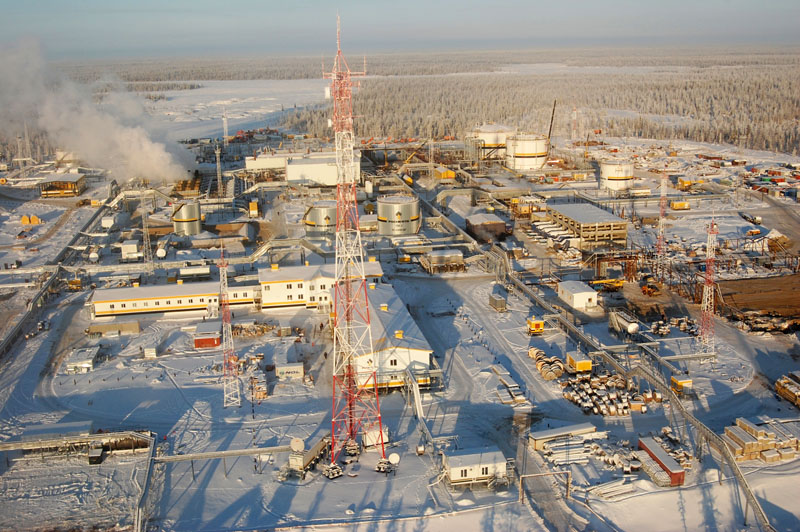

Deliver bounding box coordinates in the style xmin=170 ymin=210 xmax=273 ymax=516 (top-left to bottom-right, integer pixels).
xmin=146 ymin=79 xmax=328 ymax=141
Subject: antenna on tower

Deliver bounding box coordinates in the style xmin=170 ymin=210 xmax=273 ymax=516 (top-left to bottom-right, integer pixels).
xmin=322 ymin=16 xmax=385 ymax=480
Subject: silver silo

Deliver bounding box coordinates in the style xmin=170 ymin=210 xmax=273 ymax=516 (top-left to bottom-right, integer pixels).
xmin=377 ymin=194 xmax=421 ymax=236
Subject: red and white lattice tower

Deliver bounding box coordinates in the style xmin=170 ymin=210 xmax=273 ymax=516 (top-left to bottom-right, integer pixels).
xmin=324 ymin=17 xmax=386 ymax=467
xmin=656 ymin=170 xmax=668 ymax=282
xmin=699 ymin=219 xmax=718 ymax=355
xmin=219 ymin=248 xmax=240 ymax=407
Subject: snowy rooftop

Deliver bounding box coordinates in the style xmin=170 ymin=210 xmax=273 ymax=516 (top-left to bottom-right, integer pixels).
xmin=558 ymin=280 xmax=596 ymax=295
xmin=465 ymin=213 xmax=505 ymax=225
xmin=92 ymin=281 xmax=220 ymax=303
xmin=368 ymin=284 xmax=432 ymax=354
xmin=446 ymin=447 xmax=506 ymax=468
xmin=38 ymin=172 xmax=85 ymax=184
xmin=257 ymin=262 xmax=383 ymax=284
xmin=547 ymin=203 xmax=625 ymax=224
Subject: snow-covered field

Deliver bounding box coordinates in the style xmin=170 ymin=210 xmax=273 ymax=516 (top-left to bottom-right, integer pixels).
xmin=147 ymin=79 xmax=328 ymax=141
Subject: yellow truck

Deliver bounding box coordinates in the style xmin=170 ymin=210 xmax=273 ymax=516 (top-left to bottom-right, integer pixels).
xmin=671 ymin=376 xmax=693 ymax=394
xmin=566 ymin=352 xmax=592 ymax=373
xmin=670 ymin=201 xmax=690 ymax=210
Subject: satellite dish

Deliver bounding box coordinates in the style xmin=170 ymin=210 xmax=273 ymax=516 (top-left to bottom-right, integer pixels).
xmin=388 ymin=452 xmax=400 ymax=466
xmin=290 ymin=437 xmax=305 ymax=453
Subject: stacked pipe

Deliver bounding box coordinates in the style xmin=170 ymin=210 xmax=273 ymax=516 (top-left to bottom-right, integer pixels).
xmin=528 ymin=347 xmax=564 ymax=380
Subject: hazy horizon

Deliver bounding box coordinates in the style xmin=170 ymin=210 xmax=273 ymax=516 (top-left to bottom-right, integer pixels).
xmin=2 ymin=0 xmax=799 ymax=61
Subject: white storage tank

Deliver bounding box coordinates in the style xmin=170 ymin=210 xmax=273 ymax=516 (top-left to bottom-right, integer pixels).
xmin=377 ymin=194 xmax=421 ymax=236
xmin=172 ymin=202 xmax=202 ymax=236
xmin=505 ymin=134 xmax=549 ymax=171
xmin=302 ymin=200 xmax=338 ymax=237
xmin=469 ymin=124 xmax=516 ymax=159
xmin=599 ymin=160 xmax=635 ymax=191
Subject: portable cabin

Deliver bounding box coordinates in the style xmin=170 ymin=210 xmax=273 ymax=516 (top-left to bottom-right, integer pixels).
xmin=444 ymin=447 xmax=508 ymax=487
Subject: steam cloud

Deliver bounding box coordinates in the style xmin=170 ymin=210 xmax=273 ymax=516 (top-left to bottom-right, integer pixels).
xmin=0 ymin=40 xmax=188 ymax=181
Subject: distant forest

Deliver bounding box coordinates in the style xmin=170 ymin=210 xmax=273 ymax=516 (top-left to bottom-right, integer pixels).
xmin=45 ymin=49 xmax=800 ymax=157
xmin=277 ymin=51 xmax=800 ymax=155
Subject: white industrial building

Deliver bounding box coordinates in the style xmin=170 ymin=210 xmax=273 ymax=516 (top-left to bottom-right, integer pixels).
xmin=258 ymin=261 xmax=383 ymax=311
xmin=556 ymin=280 xmax=598 ymax=310
xmin=244 ymin=150 xmax=361 ymax=187
xmin=90 ymin=281 xmax=259 ymax=318
xmin=352 ymin=283 xmax=434 ymax=389
xmin=65 ymin=346 xmax=102 ymax=374
xmin=443 ymin=447 xmax=508 ymax=487
xmin=91 ymin=262 xmax=384 ymax=318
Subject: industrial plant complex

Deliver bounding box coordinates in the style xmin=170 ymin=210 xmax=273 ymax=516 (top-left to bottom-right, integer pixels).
xmin=1 ymin=18 xmax=800 ymax=532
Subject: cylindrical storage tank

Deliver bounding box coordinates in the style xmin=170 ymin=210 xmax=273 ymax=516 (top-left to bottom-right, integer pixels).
xmin=470 ymin=124 xmax=516 ymax=159
xmin=365 ymin=179 xmax=374 ymax=198
xmin=505 ymin=134 xmax=549 ymax=171
xmin=303 ymin=200 xmax=337 ymax=237
xmin=88 ymin=246 xmax=100 ymax=263
xmin=377 ymin=194 xmax=421 ymax=236
xmin=172 ymin=202 xmax=202 ymax=236
xmin=599 ymin=160 xmax=635 ymax=191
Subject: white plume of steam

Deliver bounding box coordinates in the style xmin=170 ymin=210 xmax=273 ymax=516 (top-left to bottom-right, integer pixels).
xmin=0 ymin=40 xmax=188 ymax=181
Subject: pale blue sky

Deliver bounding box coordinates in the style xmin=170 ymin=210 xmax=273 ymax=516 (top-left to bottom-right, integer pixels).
xmin=2 ymin=0 xmax=799 ymax=59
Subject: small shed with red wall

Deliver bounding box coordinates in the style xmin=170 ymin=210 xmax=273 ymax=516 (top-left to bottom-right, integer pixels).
xmin=194 ymin=320 xmax=221 ymax=349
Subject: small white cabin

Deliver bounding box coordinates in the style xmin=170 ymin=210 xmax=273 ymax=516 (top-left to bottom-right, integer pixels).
xmin=557 ymin=280 xmax=597 ymax=310
xmin=444 ymin=447 xmax=508 ymax=487
xmin=65 ymin=346 xmax=101 ymax=374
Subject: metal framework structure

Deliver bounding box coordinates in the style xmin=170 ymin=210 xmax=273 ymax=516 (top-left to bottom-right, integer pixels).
xmin=219 ymin=249 xmax=240 ymax=408
xmin=324 ymin=16 xmax=386 ymax=469
xmin=222 ymin=108 xmax=229 ymax=148
xmin=215 ymin=144 xmax=224 ymax=199
xmin=141 ymin=191 xmax=154 ymax=275
xmin=655 ymin=170 xmax=668 ymax=281
xmin=699 ymin=219 xmax=718 ymax=355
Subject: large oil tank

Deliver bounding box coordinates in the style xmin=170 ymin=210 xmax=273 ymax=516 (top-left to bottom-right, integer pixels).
xmin=469 ymin=124 xmax=516 ymax=159
xmin=505 ymin=134 xmax=549 ymax=171
xmin=600 ymin=160 xmax=635 ymax=191
xmin=172 ymin=202 xmax=202 ymax=236
xmin=303 ymin=200 xmax=337 ymax=237
xmin=377 ymin=194 xmax=421 ymax=236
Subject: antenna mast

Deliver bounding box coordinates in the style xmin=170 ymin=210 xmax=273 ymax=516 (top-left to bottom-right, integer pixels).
xmin=323 ymin=15 xmax=385 ymax=478
xmin=699 ymin=219 xmax=718 ymax=356
xmin=219 ymin=248 xmax=241 ymax=408
xmin=656 ymin=170 xmax=668 ymax=282
xmin=141 ymin=191 xmax=154 ymax=275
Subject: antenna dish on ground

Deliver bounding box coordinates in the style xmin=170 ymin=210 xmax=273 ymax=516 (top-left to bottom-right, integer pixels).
xmin=290 ymin=437 xmax=305 ymax=453
xmin=388 ymin=452 xmax=400 ymax=465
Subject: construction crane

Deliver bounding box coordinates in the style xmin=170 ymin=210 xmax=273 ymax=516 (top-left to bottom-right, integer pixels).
xmin=219 ymin=248 xmax=240 ymax=408
xmin=403 ymin=139 xmax=429 ymax=165
xmin=589 ymin=278 xmax=624 ymax=292
xmin=546 ymin=99 xmax=557 ymax=158
xmin=323 ymin=16 xmax=387 ymax=479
